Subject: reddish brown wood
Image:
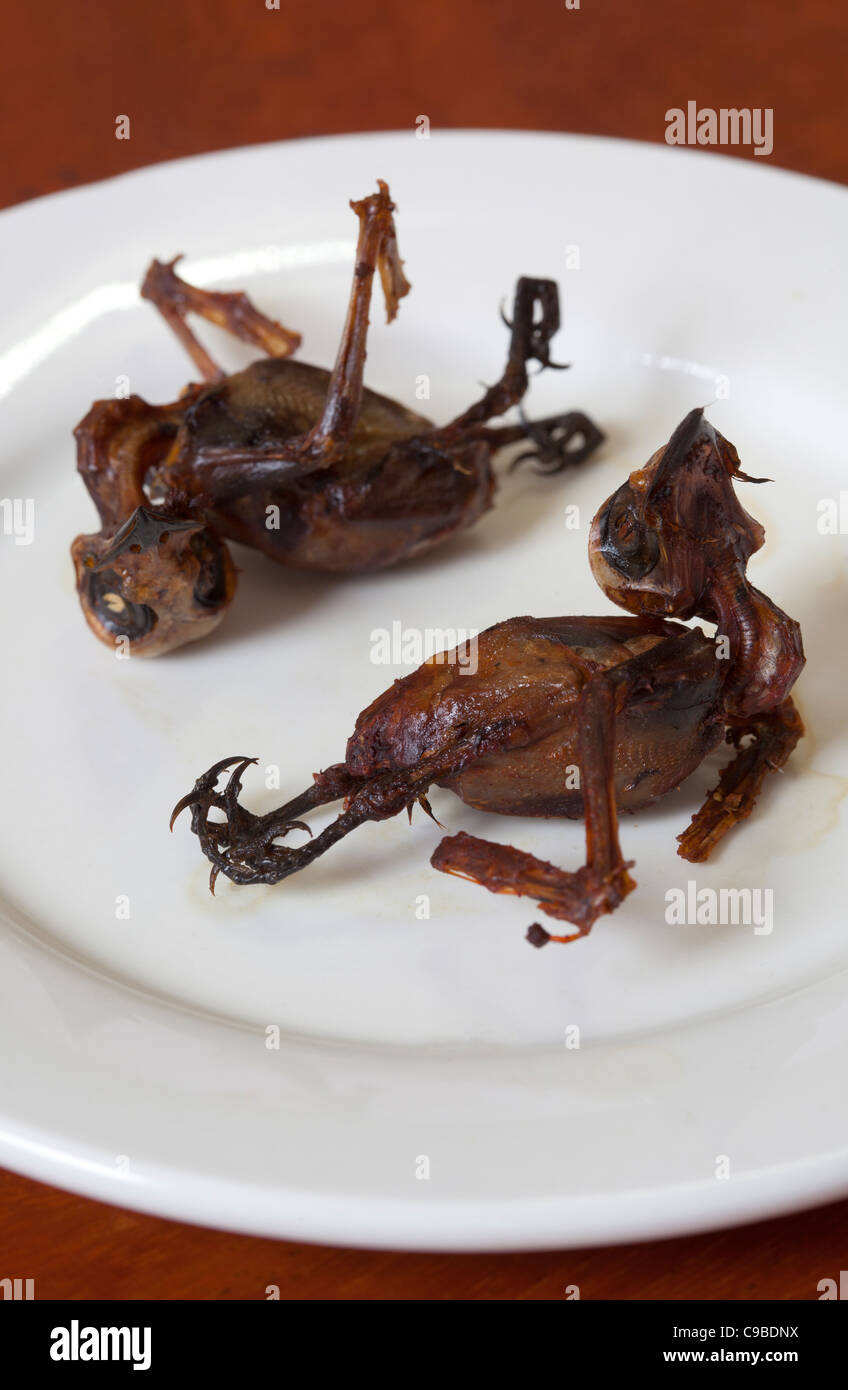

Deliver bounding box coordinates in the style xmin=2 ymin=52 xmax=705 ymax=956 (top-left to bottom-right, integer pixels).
xmin=0 ymin=1169 xmax=846 ymax=1299
xmin=0 ymin=0 xmax=844 ymax=1299
xmin=0 ymin=0 xmax=845 ymax=210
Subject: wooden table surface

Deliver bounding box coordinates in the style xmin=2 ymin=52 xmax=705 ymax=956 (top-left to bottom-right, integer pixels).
xmin=1 ymin=0 xmax=846 ymax=1299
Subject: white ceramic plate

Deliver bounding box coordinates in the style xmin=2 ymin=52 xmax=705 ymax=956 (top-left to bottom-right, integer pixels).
xmin=1 ymin=132 xmax=846 ymax=1251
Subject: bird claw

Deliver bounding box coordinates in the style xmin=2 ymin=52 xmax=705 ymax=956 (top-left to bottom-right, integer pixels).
xmin=170 ymin=755 xmax=258 ymax=838
xmin=528 ymin=338 xmax=569 ymax=372
xmin=170 ymin=755 xmax=310 ymax=889
xmin=509 ymin=410 xmax=605 ymax=475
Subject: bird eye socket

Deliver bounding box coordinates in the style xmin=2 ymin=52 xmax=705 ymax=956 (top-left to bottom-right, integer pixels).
xmin=612 ymin=506 xmax=636 ymax=547
xmin=84 ymin=567 xmax=157 ymax=640
xmin=600 ymin=486 xmax=659 ymax=580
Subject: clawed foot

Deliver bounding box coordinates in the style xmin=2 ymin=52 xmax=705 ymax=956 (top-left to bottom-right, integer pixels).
xmin=510 ymin=410 xmax=606 ymax=474
xmin=500 ymin=278 xmax=566 ymax=371
xmin=170 ymin=756 xmax=311 ymax=891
